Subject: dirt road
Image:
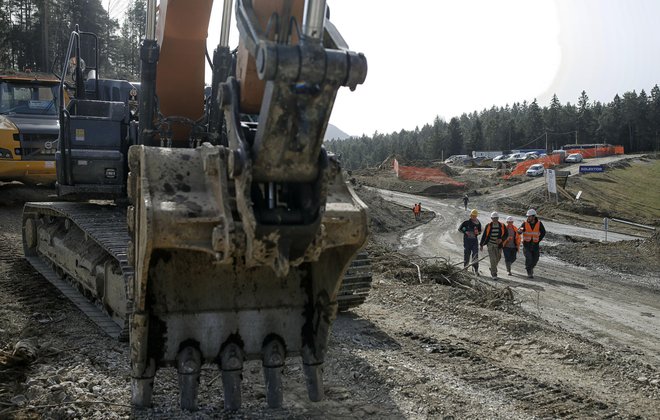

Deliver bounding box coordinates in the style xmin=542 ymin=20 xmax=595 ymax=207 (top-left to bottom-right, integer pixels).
xmin=369 ymin=187 xmax=660 ymax=367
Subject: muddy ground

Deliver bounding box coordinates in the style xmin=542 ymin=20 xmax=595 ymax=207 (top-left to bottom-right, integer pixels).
xmin=1 ymin=156 xmax=659 ymax=419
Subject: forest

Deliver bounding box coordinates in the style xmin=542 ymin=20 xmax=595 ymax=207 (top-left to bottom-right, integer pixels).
xmin=2 ymin=1 xmax=658 ymax=170
xmin=0 ymin=0 xmax=145 ymax=81
xmin=327 ymin=89 xmax=660 ymax=170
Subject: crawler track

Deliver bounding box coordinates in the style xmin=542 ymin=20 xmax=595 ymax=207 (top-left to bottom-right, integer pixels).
xmin=338 ymin=251 xmax=372 ymax=311
xmin=22 ymin=202 xmax=133 ymax=340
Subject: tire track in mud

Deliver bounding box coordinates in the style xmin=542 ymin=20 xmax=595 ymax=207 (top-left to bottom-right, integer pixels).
xmin=400 ymin=331 xmax=621 ymax=419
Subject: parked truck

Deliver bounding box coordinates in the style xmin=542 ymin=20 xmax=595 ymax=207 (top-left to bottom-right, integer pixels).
xmin=0 ymin=71 xmax=64 ymax=184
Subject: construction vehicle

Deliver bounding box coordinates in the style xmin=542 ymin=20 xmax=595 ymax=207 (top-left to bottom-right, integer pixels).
xmin=22 ymin=0 xmax=368 ymax=411
xmin=0 ymin=71 xmax=64 ymax=184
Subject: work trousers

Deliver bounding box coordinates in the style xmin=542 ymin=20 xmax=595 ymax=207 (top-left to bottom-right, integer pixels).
xmin=487 ymin=243 xmax=502 ymax=277
xmin=503 ymin=247 xmax=517 ymax=272
xmin=463 ymin=239 xmax=479 ymax=272
xmin=523 ymin=243 xmax=540 ymax=271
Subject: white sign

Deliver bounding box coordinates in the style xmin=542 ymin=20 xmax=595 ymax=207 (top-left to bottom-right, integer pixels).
xmin=546 ymin=169 xmax=557 ymax=194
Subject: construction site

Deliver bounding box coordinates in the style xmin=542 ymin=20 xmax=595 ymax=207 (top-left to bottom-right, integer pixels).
xmin=0 ymin=150 xmax=658 ymax=418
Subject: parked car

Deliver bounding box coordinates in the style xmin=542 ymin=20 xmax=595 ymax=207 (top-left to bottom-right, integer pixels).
xmin=492 ymin=154 xmax=510 ymax=162
xmin=505 ymin=152 xmax=527 ymax=163
xmin=526 ymin=164 xmax=545 ymax=177
xmin=444 ymin=154 xmax=469 ymax=164
xmin=565 ymin=153 xmax=583 ymax=163
xmin=524 ymin=152 xmax=539 ymax=160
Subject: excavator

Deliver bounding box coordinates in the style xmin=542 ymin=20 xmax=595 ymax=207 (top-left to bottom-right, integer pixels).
xmin=21 ymin=0 xmax=367 ymax=411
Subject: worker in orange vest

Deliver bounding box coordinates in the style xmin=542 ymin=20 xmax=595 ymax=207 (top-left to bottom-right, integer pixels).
xmin=480 ymin=211 xmax=508 ymax=279
xmin=517 ymin=209 xmax=546 ymax=279
xmin=412 ymin=203 xmax=421 ymax=221
xmin=502 ymin=216 xmax=521 ymax=275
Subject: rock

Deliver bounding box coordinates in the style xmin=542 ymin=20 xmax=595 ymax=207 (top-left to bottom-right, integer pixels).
xmin=650 ymin=379 xmax=659 ymax=386
xmin=363 ymin=404 xmax=379 ymax=414
xmin=636 ymin=377 xmax=649 ymax=384
xmin=11 ymin=394 xmax=27 ymax=406
xmin=12 ymin=338 xmax=38 ymax=363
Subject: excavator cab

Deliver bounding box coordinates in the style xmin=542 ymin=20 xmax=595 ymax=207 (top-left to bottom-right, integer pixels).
xmin=55 ymin=27 xmax=131 ymax=198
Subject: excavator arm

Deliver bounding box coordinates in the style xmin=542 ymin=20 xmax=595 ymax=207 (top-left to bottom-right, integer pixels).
xmin=127 ymin=0 xmax=368 ymax=410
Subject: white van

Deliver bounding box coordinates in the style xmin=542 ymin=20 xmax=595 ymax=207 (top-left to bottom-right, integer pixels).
xmin=444 ymin=155 xmax=469 ymax=164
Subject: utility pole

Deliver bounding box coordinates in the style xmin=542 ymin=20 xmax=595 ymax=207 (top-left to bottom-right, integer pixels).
xmin=42 ymin=0 xmax=49 ymax=71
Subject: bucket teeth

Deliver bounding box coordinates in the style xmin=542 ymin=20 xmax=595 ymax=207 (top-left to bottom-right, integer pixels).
xmin=220 ymin=343 xmax=244 ymax=411
xmin=131 ymin=358 xmax=156 ymax=408
xmin=303 ymin=363 xmax=324 ymax=402
xmin=177 ymin=346 xmax=202 ymax=411
xmin=262 ymin=338 xmax=285 ymax=408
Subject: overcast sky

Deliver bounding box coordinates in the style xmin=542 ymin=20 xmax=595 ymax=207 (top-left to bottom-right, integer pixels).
xmin=206 ymin=0 xmax=660 ymax=137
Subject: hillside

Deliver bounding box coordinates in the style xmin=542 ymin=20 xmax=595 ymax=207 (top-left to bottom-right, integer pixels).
xmin=324 ymin=123 xmax=351 ymax=140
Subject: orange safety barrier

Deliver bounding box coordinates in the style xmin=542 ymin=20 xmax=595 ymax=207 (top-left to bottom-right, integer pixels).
xmin=563 ymin=145 xmax=622 ymax=158
xmin=504 ymin=155 xmax=560 ymax=178
xmin=504 ymin=145 xmax=625 ymax=178
xmin=393 ymin=159 xmax=465 ymax=187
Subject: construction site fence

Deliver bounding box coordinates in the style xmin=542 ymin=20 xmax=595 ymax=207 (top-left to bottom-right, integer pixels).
xmin=393 ymin=159 xmax=465 ymax=187
xmin=506 ymin=145 xmax=625 ymax=178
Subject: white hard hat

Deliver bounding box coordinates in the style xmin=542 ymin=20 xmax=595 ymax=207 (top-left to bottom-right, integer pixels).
xmin=526 ymin=209 xmax=537 ymax=216
xmin=506 ymin=216 xmax=514 ymax=222
xmin=490 ymin=211 xmax=499 ymax=218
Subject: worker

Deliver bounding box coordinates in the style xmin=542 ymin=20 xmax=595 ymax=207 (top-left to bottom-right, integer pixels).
xmin=502 ymin=216 xmax=521 ymax=275
xmin=412 ymin=203 xmax=421 ymax=221
xmin=458 ymin=209 xmax=482 ymax=274
xmin=518 ymin=209 xmax=546 ymax=278
xmin=463 ymin=194 xmax=469 ymax=211
xmin=480 ymin=211 xmax=508 ymax=279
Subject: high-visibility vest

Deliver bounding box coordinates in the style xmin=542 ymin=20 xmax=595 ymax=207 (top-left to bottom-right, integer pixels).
xmin=522 ymin=221 xmax=541 ymax=243
xmin=484 ymin=222 xmax=505 ymax=240
xmin=503 ymin=225 xmax=521 ymax=249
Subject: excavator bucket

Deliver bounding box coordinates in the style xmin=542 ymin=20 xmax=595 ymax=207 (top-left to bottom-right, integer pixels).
xmin=127 ymin=144 xmax=367 ymax=409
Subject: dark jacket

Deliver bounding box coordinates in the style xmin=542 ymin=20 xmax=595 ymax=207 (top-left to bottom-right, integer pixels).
xmin=458 ymin=218 xmax=482 ymax=242
xmin=480 ymin=221 xmax=508 ymax=247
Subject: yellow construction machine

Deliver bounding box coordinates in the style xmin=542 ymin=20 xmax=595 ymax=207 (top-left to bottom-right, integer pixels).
xmin=0 ymin=71 xmax=63 ymax=184
xmin=22 ymin=0 xmax=368 ymax=411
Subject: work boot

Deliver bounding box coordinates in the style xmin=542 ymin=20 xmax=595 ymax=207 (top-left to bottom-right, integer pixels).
xmin=526 ymin=269 xmax=533 ymax=279
xmin=506 ymin=263 xmax=511 ymax=275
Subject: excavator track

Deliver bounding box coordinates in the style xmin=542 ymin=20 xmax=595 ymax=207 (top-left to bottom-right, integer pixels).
xmin=338 ymin=252 xmax=372 ymax=312
xmin=22 ymin=202 xmax=133 ymax=340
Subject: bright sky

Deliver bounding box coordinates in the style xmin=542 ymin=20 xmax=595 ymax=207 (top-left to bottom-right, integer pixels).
xmin=203 ymin=0 xmax=660 ymax=137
